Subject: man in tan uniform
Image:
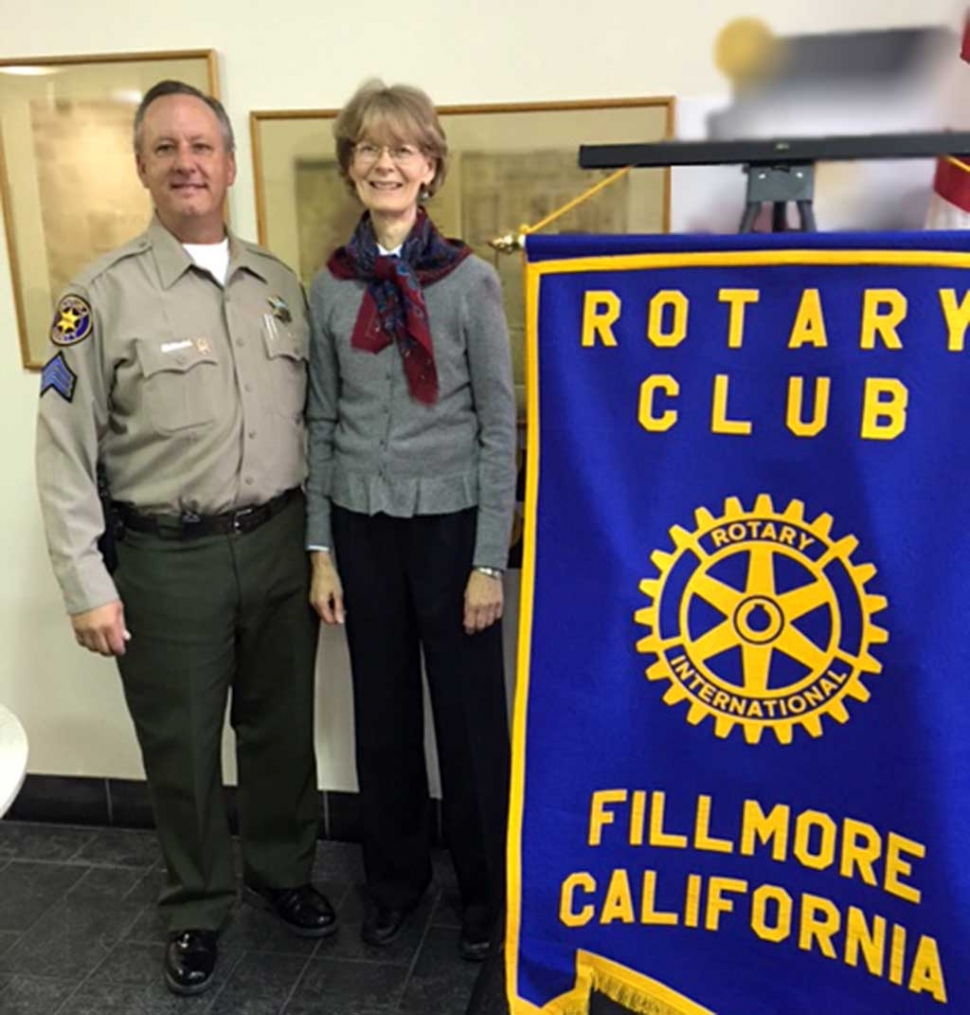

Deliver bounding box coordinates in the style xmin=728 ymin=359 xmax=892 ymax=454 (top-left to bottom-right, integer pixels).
xmin=35 ymin=80 xmax=334 ymax=996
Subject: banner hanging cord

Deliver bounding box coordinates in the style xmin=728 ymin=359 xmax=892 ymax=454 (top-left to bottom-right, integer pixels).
xmin=488 ymin=165 xmax=634 ymax=253
xmin=487 ymin=154 xmax=970 ymax=252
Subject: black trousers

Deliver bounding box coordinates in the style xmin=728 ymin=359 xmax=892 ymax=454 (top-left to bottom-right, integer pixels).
xmin=333 ymin=506 xmax=510 ymax=917
xmin=115 ymin=495 xmax=320 ymax=931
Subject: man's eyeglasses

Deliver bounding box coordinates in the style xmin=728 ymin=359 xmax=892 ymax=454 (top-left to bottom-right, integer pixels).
xmin=353 ymin=142 xmax=422 ymax=166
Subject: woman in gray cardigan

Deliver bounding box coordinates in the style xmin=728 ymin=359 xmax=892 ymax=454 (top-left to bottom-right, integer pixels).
xmin=305 ymin=80 xmax=516 ymax=962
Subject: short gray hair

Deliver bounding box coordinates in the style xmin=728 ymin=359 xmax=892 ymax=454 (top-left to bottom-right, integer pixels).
xmin=133 ymin=80 xmax=235 ymax=154
xmin=333 ymin=79 xmax=448 ymax=198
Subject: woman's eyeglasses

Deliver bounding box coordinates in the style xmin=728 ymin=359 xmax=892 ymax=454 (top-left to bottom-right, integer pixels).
xmin=353 ymin=142 xmax=422 ymax=167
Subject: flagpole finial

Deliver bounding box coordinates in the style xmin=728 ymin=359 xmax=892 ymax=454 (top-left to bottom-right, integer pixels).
xmin=488 ymin=231 xmax=525 ymax=254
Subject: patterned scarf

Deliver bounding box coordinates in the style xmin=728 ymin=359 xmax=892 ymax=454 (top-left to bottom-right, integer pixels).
xmin=327 ymin=209 xmax=472 ymax=404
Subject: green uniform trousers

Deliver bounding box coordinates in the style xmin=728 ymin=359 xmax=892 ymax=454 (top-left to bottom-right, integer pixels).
xmin=114 ymin=494 xmax=319 ymax=932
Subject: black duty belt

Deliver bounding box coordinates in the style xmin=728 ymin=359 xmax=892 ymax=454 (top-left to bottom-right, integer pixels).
xmin=113 ymin=488 xmax=299 ymax=540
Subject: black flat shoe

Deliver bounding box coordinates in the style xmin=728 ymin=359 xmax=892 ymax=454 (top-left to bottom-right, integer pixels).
xmin=459 ymin=906 xmax=495 ymax=962
xmin=459 ymin=931 xmax=492 ymax=962
xmin=243 ymin=883 xmax=338 ymax=939
xmin=361 ymin=902 xmax=413 ymax=946
xmin=164 ymin=929 xmax=217 ymax=995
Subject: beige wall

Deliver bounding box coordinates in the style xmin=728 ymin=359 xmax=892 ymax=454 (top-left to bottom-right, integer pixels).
xmin=0 ymin=0 xmax=958 ymax=791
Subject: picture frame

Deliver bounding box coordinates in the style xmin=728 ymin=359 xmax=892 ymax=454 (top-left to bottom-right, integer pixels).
xmin=0 ymin=49 xmax=219 ymax=369
xmin=251 ymin=97 xmax=674 ymax=416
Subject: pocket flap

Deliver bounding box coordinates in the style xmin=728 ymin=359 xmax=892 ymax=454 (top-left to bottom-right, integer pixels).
xmin=263 ymin=318 xmax=309 ymax=362
xmin=137 ymin=339 xmax=218 ymax=378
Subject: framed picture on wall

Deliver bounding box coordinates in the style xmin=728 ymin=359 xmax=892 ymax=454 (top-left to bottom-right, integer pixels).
xmin=0 ymin=49 xmax=219 ymax=370
xmin=250 ymin=97 xmax=674 ymax=418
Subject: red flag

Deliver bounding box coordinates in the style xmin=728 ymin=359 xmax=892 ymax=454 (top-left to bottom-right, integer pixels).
xmin=927 ymin=14 xmax=970 ymax=227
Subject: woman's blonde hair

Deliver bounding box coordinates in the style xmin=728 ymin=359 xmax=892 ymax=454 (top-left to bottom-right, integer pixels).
xmin=333 ymin=79 xmax=448 ymax=199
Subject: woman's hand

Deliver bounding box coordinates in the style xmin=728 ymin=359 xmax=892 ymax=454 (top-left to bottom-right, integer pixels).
xmin=464 ymin=570 xmax=503 ymax=635
xmin=310 ymin=551 xmax=346 ymax=625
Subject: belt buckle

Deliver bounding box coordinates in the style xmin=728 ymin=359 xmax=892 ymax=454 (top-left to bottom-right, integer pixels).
xmin=180 ymin=510 xmax=203 ymax=538
xmin=231 ymin=506 xmax=256 ymax=535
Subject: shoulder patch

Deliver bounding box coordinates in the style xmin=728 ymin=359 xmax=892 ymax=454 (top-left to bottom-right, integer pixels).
xmin=40 ymin=352 xmax=78 ymax=402
xmin=51 ymin=294 xmax=94 ymax=347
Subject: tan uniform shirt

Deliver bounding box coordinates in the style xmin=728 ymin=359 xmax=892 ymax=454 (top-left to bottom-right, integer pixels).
xmin=36 ymin=217 xmax=310 ymax=615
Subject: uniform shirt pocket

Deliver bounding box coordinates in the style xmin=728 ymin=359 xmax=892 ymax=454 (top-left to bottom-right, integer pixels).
xmin=262 ymin=317 xmax=309 ymax=419
xmin=135 ymin=338 xmax=219 ymax=434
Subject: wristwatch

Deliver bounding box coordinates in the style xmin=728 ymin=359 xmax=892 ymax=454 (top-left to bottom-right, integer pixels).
xmin=474 ymin=565 xmax=503 ymax=579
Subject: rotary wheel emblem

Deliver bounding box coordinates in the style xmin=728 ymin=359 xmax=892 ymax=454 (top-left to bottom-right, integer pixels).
xmin=634 ymin=495 xmax=889 ymax=745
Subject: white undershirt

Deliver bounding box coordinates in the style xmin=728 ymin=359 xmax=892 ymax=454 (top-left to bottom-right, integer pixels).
xmin=183 ymin=238 xmax=231 ymax=285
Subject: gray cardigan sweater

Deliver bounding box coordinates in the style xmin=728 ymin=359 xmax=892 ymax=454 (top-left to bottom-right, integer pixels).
xmin=305 ymin=254 xmax=516 ymax=571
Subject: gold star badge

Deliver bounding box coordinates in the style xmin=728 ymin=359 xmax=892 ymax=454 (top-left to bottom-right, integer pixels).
xmin=50 ymin=294 xmax=94 ymax=347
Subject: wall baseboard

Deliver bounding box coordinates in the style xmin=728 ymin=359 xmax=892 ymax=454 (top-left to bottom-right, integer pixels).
xmin=6 ymin=775 xmax=444 ymax=846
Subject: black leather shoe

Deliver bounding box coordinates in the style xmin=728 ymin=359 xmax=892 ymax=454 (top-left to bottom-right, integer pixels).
xmin=459 ymin=906 xmax=494 ymax=962
xmin=164 ymin=929 xmax=217 ymax=995
xmin=243 ymin=883 xmax=337 ymax=939
xmin=361 ymin=901 xmax=413 ymax=946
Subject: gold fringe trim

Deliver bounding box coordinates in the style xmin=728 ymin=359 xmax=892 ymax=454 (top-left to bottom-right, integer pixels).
xmin=586 ymin=967 xmax=700 ymax=1015
xmin=537 ymin=951 xmax=717 ymax=1015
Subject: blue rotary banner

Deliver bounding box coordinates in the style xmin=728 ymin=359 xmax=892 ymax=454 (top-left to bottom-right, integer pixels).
xmin=506 ymin=232 xmax=970 ymax=1014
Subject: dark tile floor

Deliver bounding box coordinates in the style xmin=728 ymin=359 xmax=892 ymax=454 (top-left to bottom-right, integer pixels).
xmin=0 ymin=820 xmax=484 ymax=1015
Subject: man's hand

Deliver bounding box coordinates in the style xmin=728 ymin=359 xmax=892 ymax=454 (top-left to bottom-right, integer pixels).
xmin=464 ymin=570 xmax=503 ymax=635
xmin=310 ymin=551 xmax=346 ymax=625
xmin=70 ymin=600 xmax=130 ymax=657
